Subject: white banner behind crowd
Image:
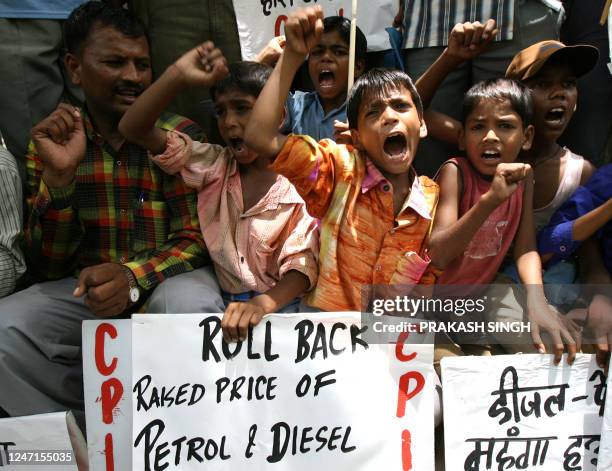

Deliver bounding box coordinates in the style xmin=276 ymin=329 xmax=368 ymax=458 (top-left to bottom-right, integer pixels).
xmin=232 ymin=0 xmax=396 ymax=60
xmin=442 ymin=354 xmax=605 ymax=471
xmin=598 ymin=370 xmax=612 ymax=470
xmin=131 ymin=313 xmax=435 ymax=470
xmin=83 ymin=320 xmax=133 ymax=471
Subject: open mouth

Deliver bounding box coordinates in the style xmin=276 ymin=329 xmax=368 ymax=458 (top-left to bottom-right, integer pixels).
xmin=318 ymin=70 xmax=336 ymax=90
xmin=481 ymin=149 xmax=501 ymax=161
xmin=228 ymin=137 xmax=249 ymax=159
xmin=544 ymin=107 xmax=566 ymax=125
xmin=383 ymin=134 xmax=408 ymax=159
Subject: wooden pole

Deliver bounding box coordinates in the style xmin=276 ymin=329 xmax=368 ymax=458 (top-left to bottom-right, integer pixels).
xmin=348 ymin=0 xmax=358 ymax=90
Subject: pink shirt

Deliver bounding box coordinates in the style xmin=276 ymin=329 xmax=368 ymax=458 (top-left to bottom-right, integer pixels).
xmin=437 ymin=158 xmax=524 ymax=285
xmin=150 ymin=131 xmax=319 ymax=294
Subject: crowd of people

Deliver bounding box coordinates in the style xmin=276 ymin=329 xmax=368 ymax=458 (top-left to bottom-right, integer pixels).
xmin=0 ymin=0 xmax=610 ymax=454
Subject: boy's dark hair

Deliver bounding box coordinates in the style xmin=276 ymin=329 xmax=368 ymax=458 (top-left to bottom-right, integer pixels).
xmin=64 ymin=1 xmax=147 ymax=55
xmin=323 ymin=16 xmax=367 ymax=61
xmin=346 ymin=68 xmax=423 ymax=129
xmin=462 ymin=78 xmax=533 ymax=126
xmin=211 ymin=61 xmax=273 ymax=101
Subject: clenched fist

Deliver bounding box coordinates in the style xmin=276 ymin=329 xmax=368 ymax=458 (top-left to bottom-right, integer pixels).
xmin=31 ymin=104 xmax=86 ymax=188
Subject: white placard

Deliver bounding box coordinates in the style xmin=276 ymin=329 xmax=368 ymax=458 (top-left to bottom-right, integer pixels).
xmin=83 ymin=320 xmax=132 ymax=471
xmin=131 ymin=313 xmax=435 ymax=470
xmin=598 ymin=370 xmax=612 ymax=470
xmin=442 ymin=354 xmax=605 ymax=471
xmin=0 ymin=412 xmax=80 ymax=470
xmin=232 ymin=0 xmax=396 ymax=60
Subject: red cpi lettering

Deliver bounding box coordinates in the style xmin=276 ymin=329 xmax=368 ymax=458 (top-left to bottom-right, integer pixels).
xmin=395 ymin=332 xmax=417 ymax=362
xmin=95 ymin=323 xmax=118 ymax=376
xmin=104 ymin=433 xmax=115 ymax=471
xmin=396 ymin=372 xmax=425 ymax=418
xmin=101 ymin=377 xmax=123 ymax=424
xmin=275 ymin=15 xmax=288 ymax=36
xmin=401 ymin=429 xmax=412 ymax=470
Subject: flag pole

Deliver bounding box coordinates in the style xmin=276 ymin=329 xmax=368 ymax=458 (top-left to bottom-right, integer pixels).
xmin=348 ymin=0 xmax=358 ymax=90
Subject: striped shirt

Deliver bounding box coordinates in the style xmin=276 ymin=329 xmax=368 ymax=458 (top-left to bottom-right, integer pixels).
xmin=150 ymin=131 xmax=319 ymax=295
xmin=25 ymin=110 xmax=207 ymax=292
xmin=272 ymin=135 xmax=440 ymax=312
xmin=401 ymin=0 xmax=563 ymax=49
xmin=402 ymin=0 xmax=516 ymax=49
xmin=0 ymin=147 xmax=26 ymax=297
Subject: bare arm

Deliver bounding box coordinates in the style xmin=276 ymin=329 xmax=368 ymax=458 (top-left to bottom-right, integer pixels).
xmin=222 ymin=270 xmax=310 ymax=342
xmin=430 ymin=162 xmax=529 ymax=269
xmin=244 ymin=6 xmax=324 ymax=159
xmin=416 ymin=20 xmax=497 ymax=109
xmin=423 ymin=110 xmax=461 ymax=145
xmin=514 ymin=171 xmax=580 ymax=364
xmin=571 ymin=199 xmax=612 ymax=241
xmin=119 ymin=42 xmax=228 ymax=154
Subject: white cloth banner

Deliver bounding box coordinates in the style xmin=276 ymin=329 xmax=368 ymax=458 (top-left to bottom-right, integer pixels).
xmin=83 ymin=320 xmax=132 ymax=471
xmin=131 ymin=313 xmax=435 ymax=470
xmin=231 ymin=0 xmax=396 ymax=60
xmin=598 ymin=369 xmax=612 ymax=470
xmin=442 ymin=354 xmax=605 ymax=471
xmin=0 ymin=412 xmax=82 ymax=470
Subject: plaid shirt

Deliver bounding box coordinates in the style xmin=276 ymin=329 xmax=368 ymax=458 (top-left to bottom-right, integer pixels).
xmin=25 ymin=110 xmax=207 ymax=292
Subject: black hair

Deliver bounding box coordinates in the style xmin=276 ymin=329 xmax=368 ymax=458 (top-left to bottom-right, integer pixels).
xmin=64 ymin=1 xmax=147 ymax=55
xmin=463 ymin=78 xmax=533 ymax=126
xmin=322 ymin=16 xmax=367 ymax=61
xmin=210 ymin=61 xmax=273 ymax=102
xmin=346 ymin=68 xmax=423 ymax=129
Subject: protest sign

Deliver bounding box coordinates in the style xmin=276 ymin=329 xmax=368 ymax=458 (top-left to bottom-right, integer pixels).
xmin=231 ymin=0 xmax=396 ymax=60
xmin=83 ymin=320 xmax=132 ymax=471
xmin=131 ymin=313 xmax=435 ymax=470
xmin=442 ymin=354 xmax=605 ymax=471
xmin=0 ymin=411 xmax=83 ymax=470
xmin=598 ymin=370 xmax=612 ymax=471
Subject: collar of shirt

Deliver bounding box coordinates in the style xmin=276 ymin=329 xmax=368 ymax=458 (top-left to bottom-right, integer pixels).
xmin=226 ymin=155 xmax=305 ymax=215
xmin=361 ymin=157 xmax=432 ymax=220
xmin=304 ymin=91 xmax=347 ymax=121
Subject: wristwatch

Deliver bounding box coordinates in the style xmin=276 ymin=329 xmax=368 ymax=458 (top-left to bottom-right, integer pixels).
xmin=120 ymin=265 xmax=140 ymax=304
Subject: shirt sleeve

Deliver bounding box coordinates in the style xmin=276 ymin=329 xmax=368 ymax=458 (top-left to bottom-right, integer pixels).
xmin=0 ymin=150 xmax=26 ymax=297
xmin=277 ymin=205 xmax=319 ymax=291
xmin=537 ymin=166 xmax=611 ymax=258
xmin=150 ymin=131 xmax=225 ymax=191
xmin=23 ymin=141 xmax=84 ymax=279
xmin=271 ymin=134 xmax=339 ymax=219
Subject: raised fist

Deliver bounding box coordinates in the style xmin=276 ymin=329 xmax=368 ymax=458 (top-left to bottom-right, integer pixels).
xmin=284 ymin=6 xmax=324 ymax=57
xmin=173 ymin=41 xmax=229 ymax=88
xmin=31 ymin=103 xmax=86 ymax=188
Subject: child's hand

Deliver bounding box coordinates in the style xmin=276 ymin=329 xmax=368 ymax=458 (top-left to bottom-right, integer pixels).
xmin=587 ymin=294 xmax=612 ymax=370
xmin=255 ymin=35 xmax=286 ymax=66
xmin=221 ymin=301 xmax=266 ymax=343
xmin=527 ymin=296 xmax=581 ymax=365
xmin=284 ymin=6 xmax=324 ymax=58
xmin=173 ymin=41 xmax=229 ymax=88
xmin=333 ymin=120 xmax=353 ymax=145
xmin=446 ymin=19 xmax=498 ymax=62
xmin=485 ymin=163 xmax=530 ymax=206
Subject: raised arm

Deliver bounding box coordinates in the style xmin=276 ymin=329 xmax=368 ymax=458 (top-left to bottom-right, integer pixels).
xmin=119 ymin=41 xmax=228 ymax=154
xmin=429 ymin=162 xmax=529 ymax=269
xmin=416 ymin=20 xmax=497 ymax=109
xmin=245 ymin=6 xmax=324 ymax=159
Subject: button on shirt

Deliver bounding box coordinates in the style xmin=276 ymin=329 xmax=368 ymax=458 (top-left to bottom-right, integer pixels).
xmin=538 ymin=164 xmax=612 ymax=275
xmin=150 ymin=131 xmax=319 ymax=294
xmin=272 ymin=135 xmax=440 ymax=312
xmin=282 ymin=91 xmax=347 ymax=141
xmin=25 ymin=110 xmax=206 ymax=291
